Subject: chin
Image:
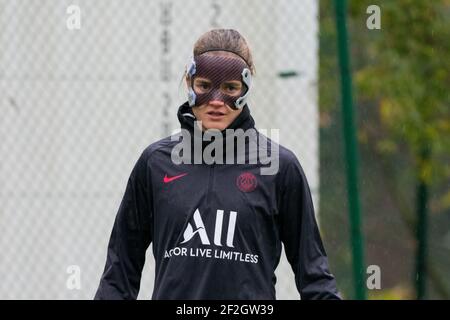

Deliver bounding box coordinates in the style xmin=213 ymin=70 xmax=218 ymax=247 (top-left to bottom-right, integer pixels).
xmin=204 ymin=121 xmax=228 ymax=131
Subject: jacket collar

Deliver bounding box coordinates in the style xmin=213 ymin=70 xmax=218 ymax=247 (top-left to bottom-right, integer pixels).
xmin=175 ymin=101 xmax=257 ymax=163
xmin=177 ymin=101 xmax=255 ymax=134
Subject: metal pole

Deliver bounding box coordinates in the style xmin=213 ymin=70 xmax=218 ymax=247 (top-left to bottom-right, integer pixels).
xmin=334 ymin=0 xmax=367 ymax=300
xmin=416 ymin=146 xmax=429 ymax=299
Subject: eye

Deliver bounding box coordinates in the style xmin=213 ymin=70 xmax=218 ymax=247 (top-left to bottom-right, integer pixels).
xmin=223 ymin=83 xmax=242 ymax=95
xmin=194 ymin=80 xmax=212 ymax=92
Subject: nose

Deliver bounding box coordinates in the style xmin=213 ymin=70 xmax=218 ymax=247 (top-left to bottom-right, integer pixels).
xmin=208 ymin=99 xmax=225 ymax=107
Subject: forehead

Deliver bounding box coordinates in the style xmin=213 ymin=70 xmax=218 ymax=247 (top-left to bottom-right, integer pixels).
xmin=194 ymin=54 xmax=248 ymax=81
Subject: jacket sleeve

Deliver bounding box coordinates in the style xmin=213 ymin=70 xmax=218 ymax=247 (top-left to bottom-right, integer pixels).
xmin=94 ymin=150 xmax=153 ymax=300
xmin=277 ymin=155 xmax=341 ymax=300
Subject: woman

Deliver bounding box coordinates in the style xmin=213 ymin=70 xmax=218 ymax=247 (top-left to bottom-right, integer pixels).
xmin=95 ymin=29 xmax=340 ymax=300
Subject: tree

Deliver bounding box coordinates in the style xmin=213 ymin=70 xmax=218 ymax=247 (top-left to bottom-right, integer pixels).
xmin=319 ymin=0 xmax=450 ymax=299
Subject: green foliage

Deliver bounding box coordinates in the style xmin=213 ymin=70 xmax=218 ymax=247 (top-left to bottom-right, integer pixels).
xmin=319 ymin=0 xmax=450 ymax=299
xmin=353 ymin=0 xmax=450 ymax=183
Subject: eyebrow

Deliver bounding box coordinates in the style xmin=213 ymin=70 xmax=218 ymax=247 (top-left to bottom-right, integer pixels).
xmin=194 ymin=78 xmax=211 ymax=83
xmin=194 ymin=78 xmax=241 ymax=86
xmin=223 ymin=81 xmax=242 ymax=86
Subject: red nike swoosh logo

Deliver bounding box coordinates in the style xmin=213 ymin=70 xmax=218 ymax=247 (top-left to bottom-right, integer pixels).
xmin=163 ymin=173 xmax=188 ymax=183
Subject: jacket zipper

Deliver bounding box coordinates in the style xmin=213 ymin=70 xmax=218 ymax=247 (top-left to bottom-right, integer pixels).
xmin=205 ymin=163 xmax=215 ymax=210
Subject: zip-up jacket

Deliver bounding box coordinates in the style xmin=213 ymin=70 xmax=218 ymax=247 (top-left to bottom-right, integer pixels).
xmin=94 ymin=102 xmax=340 ymax=300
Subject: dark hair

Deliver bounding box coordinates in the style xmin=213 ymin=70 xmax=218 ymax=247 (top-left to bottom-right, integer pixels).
xmin=193 ymin=29 xmax=255 ymax=75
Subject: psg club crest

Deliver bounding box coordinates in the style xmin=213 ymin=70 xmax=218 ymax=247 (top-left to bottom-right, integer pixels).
xmin=236 ymin=172 xmax=257 ymax=193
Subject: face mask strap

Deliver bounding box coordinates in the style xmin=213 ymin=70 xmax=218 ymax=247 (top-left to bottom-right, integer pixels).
xmin=234 ymin=68 xmax=252 ymax=109
xmin=186 ymin=57 xmax=197 ymax=107
xmin=195 ymin=48 xmax=250 ymax=67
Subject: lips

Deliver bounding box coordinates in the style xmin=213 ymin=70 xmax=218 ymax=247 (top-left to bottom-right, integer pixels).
xmin=206 ymin=111 xmax=226 ymax=117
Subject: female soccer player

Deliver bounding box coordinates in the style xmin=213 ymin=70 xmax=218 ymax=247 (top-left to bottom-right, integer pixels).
xmin=95 ymin=29 xmax=340 ymax=300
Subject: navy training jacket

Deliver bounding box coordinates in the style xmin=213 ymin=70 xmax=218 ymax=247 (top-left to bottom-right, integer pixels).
xmin=94 ymin=102 xmax=340 ymax=300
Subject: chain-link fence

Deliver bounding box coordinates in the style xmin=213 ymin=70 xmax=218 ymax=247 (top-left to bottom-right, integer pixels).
xmin=0 ymin=0 xmax=320 ymax=299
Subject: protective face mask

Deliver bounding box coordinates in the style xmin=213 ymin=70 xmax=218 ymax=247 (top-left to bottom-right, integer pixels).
xmin=186 ymin=54 xmax=252 ymax=109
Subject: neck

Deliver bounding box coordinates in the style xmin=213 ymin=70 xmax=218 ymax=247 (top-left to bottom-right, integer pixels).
xmin=176 ymin=101 xmax=256 ymax=163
